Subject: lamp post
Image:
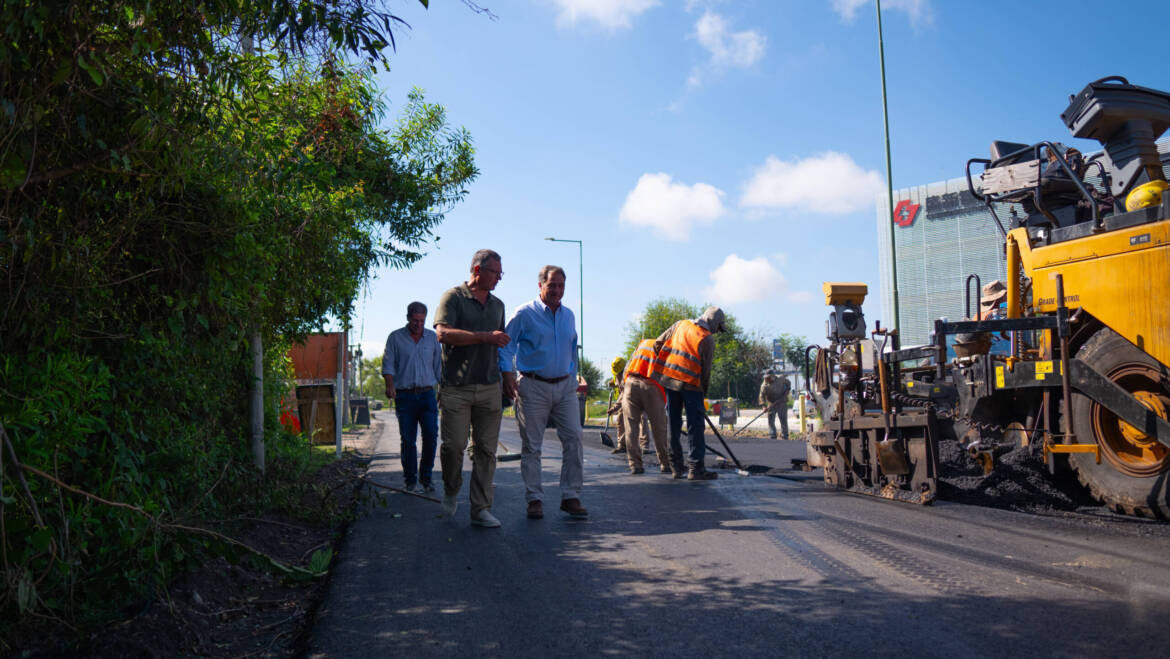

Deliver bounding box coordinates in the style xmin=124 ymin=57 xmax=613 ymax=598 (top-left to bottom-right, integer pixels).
xmin=876 ymin=0 xmax=899 ymax=331
xmin=544 ymin=237 xmax=584 ymax=363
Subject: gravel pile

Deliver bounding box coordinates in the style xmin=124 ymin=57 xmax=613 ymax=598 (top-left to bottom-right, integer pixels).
xmin=936 ymin=439 xmax=1095 ymax=514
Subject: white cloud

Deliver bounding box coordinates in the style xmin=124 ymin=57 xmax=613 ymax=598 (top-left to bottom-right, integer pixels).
xmin=551 ymin=0 xmax=660 ymax=30
xmin=695 ymin=12 xmax=766 ymax=68
xmin=618 ymin=173 xmax=726 ymax=241
xmin=704 ymin=254 xmax=815 ymax=304
xmin=830 ymin=0 xmax=933 ymax=26
xmin=688 ymin=11 xmax=766 ymax=87
xmin=739 ymin=152 xmax=884 ymax=215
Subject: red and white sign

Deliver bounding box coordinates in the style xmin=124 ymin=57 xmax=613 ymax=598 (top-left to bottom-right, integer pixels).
xmin=893 ymin=199 xmax=920 ymax=227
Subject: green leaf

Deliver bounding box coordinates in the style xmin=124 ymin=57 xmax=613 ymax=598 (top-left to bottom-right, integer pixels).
xmin=51 ymin=59 xmax=72 ymax=85
xmin=308 ymin=547 xmax=332 ymax=574
xmin=76 ymin=54 xmax=103 ymax=86
xmin=30 ymin=527 xmax=53 ymax=553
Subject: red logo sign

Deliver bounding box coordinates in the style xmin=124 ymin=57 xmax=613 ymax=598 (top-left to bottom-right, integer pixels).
xmin=893 ymin=199 xmax=920 ymax=227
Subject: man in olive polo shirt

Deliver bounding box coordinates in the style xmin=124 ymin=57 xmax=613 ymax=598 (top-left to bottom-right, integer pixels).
xmin=434 ymin=249 xmax=511 ymax=528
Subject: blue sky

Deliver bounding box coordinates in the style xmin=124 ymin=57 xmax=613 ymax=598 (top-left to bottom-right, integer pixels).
xmin=346 ymin=0 xmax=1169 ymax=368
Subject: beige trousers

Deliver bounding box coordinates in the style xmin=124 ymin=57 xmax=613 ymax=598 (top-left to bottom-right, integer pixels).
xmin=515 ymin=375 xmax=584 ymax=502
xmin=439 ymin=383 xmax=502 ymax=514
xmin=620 ymin=375 xmax=670 ymax=469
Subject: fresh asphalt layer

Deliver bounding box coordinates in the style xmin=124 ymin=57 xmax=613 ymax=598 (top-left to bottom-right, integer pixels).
xmin=306 ymin=414 xmax=1170 ymax=658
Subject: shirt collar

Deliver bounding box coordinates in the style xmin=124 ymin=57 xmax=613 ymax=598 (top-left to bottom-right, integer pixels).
xmin=458 ymin=282 xmax=496 ymax=304
xmin=534 ymin=297 xmax=564 ymax=314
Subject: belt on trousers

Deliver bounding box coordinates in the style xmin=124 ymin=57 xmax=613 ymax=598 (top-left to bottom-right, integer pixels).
xmin=397 ymin=386 xmax=434 ymax=395
xmin=520 ymin=372 xmax=569 ymax=384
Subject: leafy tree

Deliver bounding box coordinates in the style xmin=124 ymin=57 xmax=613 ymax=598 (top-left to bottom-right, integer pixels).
xmin=621 ymin=297 xmax=699 ymax=356
xmin=0 ymin=0 xmax=477 ymax=628
xmin=578 ymin=355 xmax=602 ymax=395
xmin=359 ymin=354 xmax=390 ymax=404
xmin=770 ymin=332 xmax=816 ymax=379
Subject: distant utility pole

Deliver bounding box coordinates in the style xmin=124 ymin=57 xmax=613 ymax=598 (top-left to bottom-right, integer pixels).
xmin=877 ymin=0 xmax=900 ymax=331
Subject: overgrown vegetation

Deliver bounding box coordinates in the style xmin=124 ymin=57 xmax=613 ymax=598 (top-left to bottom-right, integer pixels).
xmin=0 ymin=0 xmax=476 ymax=638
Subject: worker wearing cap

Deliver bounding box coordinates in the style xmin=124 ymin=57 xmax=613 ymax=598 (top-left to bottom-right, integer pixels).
xmin=620 ymin=338 xmax=671 ymax=475
xmin=758 ymin=372 xmax=791 ymax=440
xmin=651 ymin=306 xmax=726 ymax=481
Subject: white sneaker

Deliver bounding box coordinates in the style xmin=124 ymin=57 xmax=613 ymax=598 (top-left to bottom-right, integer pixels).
xmin=442 ymin=494 xmax=458 ymax=517
xmin=470 ymin=509 xmax=501 ymax=528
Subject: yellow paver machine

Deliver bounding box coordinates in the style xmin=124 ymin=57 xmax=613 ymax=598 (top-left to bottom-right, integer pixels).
xmin=806 ymin=77 xmax=1170 ymax=517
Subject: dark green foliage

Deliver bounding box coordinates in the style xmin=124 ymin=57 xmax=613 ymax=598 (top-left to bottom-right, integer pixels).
xmin=0 ymin=0 xmax=474 ymax=633
xmin=578 ymin=355 xmax=601 ymax=396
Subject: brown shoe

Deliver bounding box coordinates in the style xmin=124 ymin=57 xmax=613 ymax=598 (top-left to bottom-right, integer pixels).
xmin=687 ymin=467 xmax=718 ymax=481
xmin=660 ymin=464 xmax=673 ymax=474
xmin=629 ymin=466 xmax=645 ymax=475
xmin=527 ymin=500 xmax=544 ymax=519
xmin=560 ymin=498 xmax=588 ymax=518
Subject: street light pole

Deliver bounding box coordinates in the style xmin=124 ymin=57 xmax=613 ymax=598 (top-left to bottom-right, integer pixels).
xmin=545 ymin=237 xmax=584 ymax=363
xmin=876 ymin=0 xmax=900 ymax=331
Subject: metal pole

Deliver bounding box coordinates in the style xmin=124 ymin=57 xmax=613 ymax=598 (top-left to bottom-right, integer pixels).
xmin=545 ymin=237 xmax=584 ymax=363
xmin=577 ymin=240 xmax=584 ymax=363
xmin=877 ymin=0 xmax=899 ymax=331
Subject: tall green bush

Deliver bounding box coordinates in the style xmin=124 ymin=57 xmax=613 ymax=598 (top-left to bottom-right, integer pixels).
xmin=0 ymin=0 xmax=475 ymax=630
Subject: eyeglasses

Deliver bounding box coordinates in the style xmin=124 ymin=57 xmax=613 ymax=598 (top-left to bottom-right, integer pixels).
xmin=480 ymin=267 xmax=503 ymax=277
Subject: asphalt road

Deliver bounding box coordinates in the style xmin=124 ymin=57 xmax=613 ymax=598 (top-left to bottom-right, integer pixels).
xmin=307 ymin=415 xmax=1170 ymax=658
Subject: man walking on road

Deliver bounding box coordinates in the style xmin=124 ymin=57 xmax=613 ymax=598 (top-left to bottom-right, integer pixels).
xmin=434 ymin=249 xmax=510 ymax=528
xmin=500 ymin=265 xmax=588 ymax=521
xmin=621 ymin=339 xmax=671 ymax=475
xmin=382 ymin=302 xmax=442 ymax=492
xmin=652 ymin=306 xmax=726 ymax=481
xmin=758 ymin=372 xmax=791 ymax=440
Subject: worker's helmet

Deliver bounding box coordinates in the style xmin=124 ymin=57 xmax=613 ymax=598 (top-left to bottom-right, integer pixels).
xmin=610 ymin=356 xmax=627 ymax=377
xmin=1125 ymin=180 xmax=1169 ymax=212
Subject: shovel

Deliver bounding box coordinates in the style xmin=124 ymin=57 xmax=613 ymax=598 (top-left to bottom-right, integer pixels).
xmin=599 ymin=388 xmax=616 ymax=448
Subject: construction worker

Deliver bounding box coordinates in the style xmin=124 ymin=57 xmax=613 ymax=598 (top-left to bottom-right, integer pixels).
xmin=758 ymin=372 xmax=791 ymax=440
xmin=609 ymin=356 xmax=628 ymax=454
xmin=621 ymin=338 xmax=671 ymax=474
xmin=651 ymin=306 xmax=726 ymax=481
xmin=978 ymin=280 xmax=1007 ymax=321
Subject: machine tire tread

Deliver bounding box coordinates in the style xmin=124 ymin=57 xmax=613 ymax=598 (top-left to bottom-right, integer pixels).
xmin=1069 ymin=328 xmax=1170 ymax=519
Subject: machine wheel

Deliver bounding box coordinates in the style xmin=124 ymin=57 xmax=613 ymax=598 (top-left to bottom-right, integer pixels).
xmin=1069 ymin=328 xmax=1170 ymax=518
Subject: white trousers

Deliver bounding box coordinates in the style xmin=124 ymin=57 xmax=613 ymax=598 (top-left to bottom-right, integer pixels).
xmin=515 ymin=375 xmax=584 ymax=502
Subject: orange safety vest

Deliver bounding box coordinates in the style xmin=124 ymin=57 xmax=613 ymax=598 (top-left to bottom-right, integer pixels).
xmin=624 ymin=339 xmax=657 ymax=379
xmin=650 ymin=320 xmax=709 ymax=389
xmin=625 ymin=338 xmax=666 ymax=400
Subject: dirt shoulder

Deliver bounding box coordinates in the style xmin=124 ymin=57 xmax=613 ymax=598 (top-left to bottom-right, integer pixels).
xmin=15 ymin=420 xmax=384 ymax=659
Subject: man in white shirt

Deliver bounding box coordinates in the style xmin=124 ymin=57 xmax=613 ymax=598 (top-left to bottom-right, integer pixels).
xmin=382 ymin=301 xmax=442 ymax=493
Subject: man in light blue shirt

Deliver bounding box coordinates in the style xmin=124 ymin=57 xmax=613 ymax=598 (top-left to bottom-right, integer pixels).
xmin=383 ymin=301 xmax=442 ymax=493
xmin=500 ymin=265 xmax=588 ymax=520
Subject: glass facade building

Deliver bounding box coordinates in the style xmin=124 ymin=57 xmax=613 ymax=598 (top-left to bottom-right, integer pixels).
xmin=876 ymin=138 xmax=1170 ymax=348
